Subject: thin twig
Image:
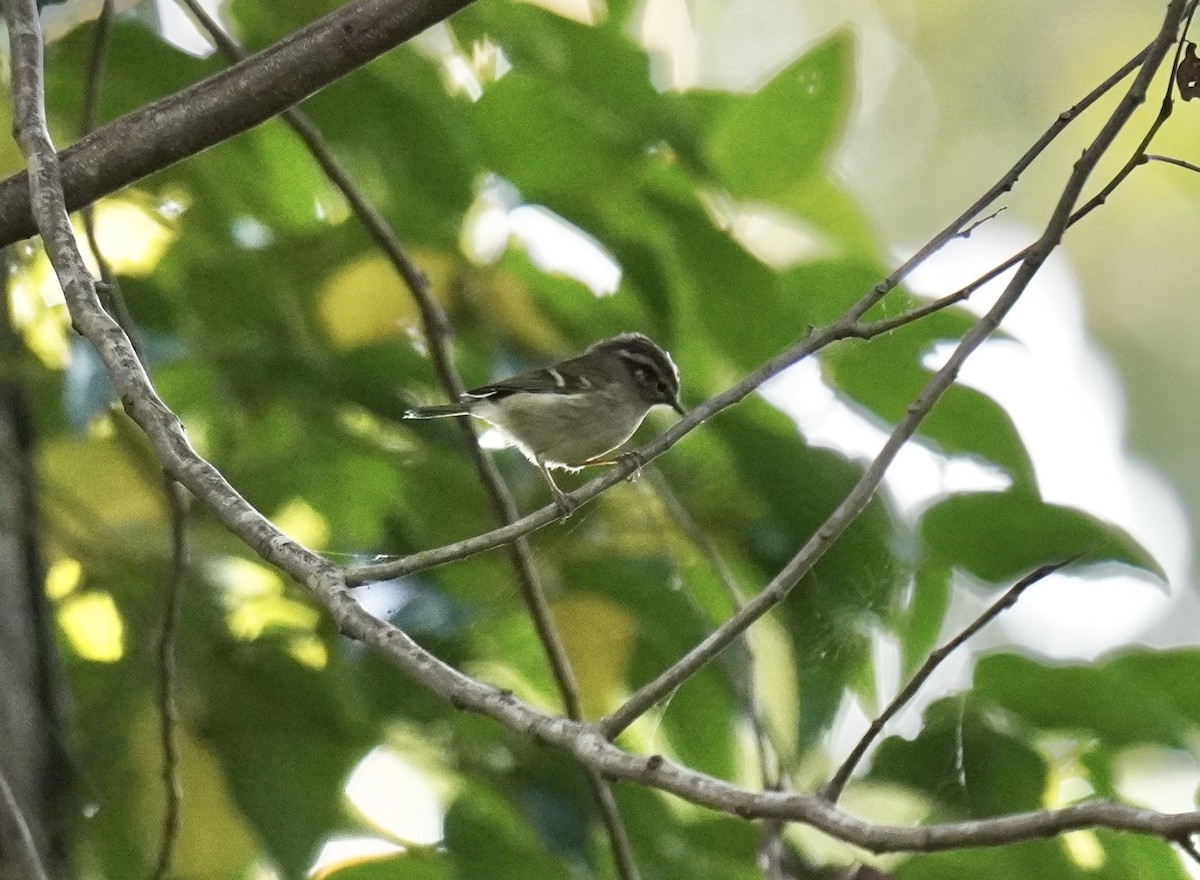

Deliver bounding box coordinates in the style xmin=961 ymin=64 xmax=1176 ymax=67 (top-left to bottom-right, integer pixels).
xmin=821 ymin=552 xmax=1090 ymax=803
xmin=80 ymin=7 xmax=188 ymax=877
xmin=843 ymin=36 xmax=1153 ymax=324
xmin=952 ymin=207 xmax=1006 ymax=241
xmin=79 ymin=0 xmax=113 ymax=136
xmin=757 ymin=811 xmax=788 ymax=880
xmin=1045 ymin=0 xmax=1198 ymax=229
xmin=1145 ymin=153 xmax=1200 ymax=174
xmin=645 ymin=468 xmax=781 ymax=787
xmin=78 ymin=0 xmax=129 ymax=334
xmin=149 ymin=479 xmax=187 ymax=880
xmin=1176 ymin=835 xmax=1200 ymax=867
xmin=596 ymin=0 xmax=1187 ymax=740
xmin=173 ymin=3 xmax=639 ymax=874
xmin=144 ymin=477 xmax=188 ymax=880
xmin=0 ymin=765 xmax=49 ymax=880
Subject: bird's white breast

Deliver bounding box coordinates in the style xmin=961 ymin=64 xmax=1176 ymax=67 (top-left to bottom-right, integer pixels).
xmin=470 ymin=388 xmax=649 ymax=468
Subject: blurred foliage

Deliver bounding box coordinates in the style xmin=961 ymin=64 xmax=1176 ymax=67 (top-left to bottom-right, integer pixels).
xmin=1 ymin=0 xmax=1183 ymax=877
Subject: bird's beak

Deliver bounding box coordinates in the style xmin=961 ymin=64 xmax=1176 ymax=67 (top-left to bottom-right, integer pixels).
xmin=670 ymin=397 xmax=686 ymax=417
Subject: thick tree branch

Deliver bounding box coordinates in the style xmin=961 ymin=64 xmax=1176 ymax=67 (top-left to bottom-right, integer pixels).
xmin=0 ymin=0 xmax=475 ymax=247
xmin=322 ymin=572 xmax=1200 ymax=854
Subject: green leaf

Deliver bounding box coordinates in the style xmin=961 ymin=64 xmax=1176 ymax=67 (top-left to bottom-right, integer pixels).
xmin=895 ymin=832 xmax=1187 ymax=880
xmin=703 ymin=397 xmax=908 ymax=743
xmin=443 ymin=787 xmax=575 ymax=880
xmin=777 ymin=257 xmax=897 ymax=326
xmin=898 ymin=562 xmax=950 ymax=677
xmin=643 ymin=195 xmax=785 ymax=374
xmin=975 ymin=650 xmax=1200 ymax=749
xmin=321 ymin=850 xmax=449 ymax=880
xmin=918 ymin=489 xmax=1164 ymax=584
xmin=473 ymin=71 xmax=639 ymax=199
xmin=455 ymin=2 xmax=706 ymax=174
xmin=490 ymin=248 xmax=654 ymax=349
xmin=871 ymin=695 xmax=1048 ymax=817
xmin=198 ymin=643 xmax=378 ymax=879
xmin=46 ymin=18 xmax=222 ymax=125
xmin=600 ymin=786 xmax=762 ymax=880
xmin=922 ymin=385 xmax=1037 ymax=489
xmin=695 ymin=34 xmax=853 ymax=203
xmin=563 ymin=556 xmax=741 ymax=779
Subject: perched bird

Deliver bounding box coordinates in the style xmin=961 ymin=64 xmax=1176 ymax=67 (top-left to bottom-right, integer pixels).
xmin=404 ymin=333 xmax=684 ymax=516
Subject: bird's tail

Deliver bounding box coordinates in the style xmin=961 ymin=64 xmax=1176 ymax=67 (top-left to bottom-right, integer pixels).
xmin=403 ymin=403 xmax=470 ymax=419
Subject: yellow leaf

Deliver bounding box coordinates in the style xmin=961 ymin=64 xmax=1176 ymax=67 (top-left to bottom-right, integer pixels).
xmin=477 ymin=266 xmax=570 ymax=354
xmin=129 ymin=702 xmax=258 ymax=877
xmin=318 ymin=253 xmax=417 ymax=349
xmin=38 ymin=435 xmax=165 ymax=542
xmin=316 ymin=251 xmax=455 ymax=350
xmin=57 ymin=591 xmax=123 ymax=662
xmin=552 ymin=594 xmax=636 ymax=719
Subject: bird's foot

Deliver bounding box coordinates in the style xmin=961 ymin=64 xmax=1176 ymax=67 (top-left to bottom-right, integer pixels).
xmin=616 ymin=450 xmax=646 ymax=481
xmin=550 ymin=483 xmax=576 ymax=520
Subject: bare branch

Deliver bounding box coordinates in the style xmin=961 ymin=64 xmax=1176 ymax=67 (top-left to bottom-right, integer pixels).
xmin=596 ymin=0 xmax=1188 ymax=740
xmin=79 ymin=0 xmax=114 ymax=136
xmin=646 ymin=467 xmax=782 ymax=786
xmin=757 ymin=812 xmax=788 ymax=880
xmin=821 ymin=553 xmax=1089 ymax=803
xmin=1146 ymin=152 xmax=1200 ymax=174
xmin=850 ymin=10 xmax=1199 ymax=343
xmin=322 ymin=571 xmax=1200 ymax=853
xmin=844 ymin=35 xmax=1154 ymax=323
xmin=148 ymin=477 xmax=188 ymax=880
xmin=1176 ymin=835 xmax=1200 ymax=867
xmin=952 ymin=207 xmax=1007 ymax=241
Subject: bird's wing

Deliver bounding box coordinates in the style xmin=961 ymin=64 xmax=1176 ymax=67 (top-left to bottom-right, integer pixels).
xmin=465 ymin=362 xmax=595 ymax=399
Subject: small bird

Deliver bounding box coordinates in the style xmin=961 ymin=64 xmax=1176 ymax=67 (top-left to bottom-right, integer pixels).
xmin=404 ymin=333 xmax=684 ymax=517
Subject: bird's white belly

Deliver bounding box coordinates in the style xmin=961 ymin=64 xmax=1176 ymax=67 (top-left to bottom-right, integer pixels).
xmin=472 ymin=393 xmax=646 ymax=468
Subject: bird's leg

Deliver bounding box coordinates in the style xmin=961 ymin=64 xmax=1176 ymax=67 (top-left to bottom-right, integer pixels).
xmin=537 ymin=457 xmax=575 ymax=519
xmin=583 ymin=446 xmax=645 ymax=481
